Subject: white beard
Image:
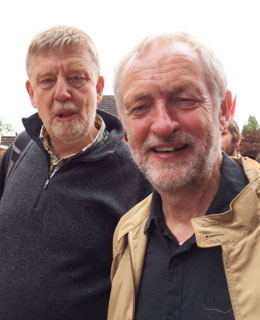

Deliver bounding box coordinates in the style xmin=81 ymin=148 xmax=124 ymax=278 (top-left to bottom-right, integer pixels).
xmin=45 ymin=101 xmax=95 ymax=144
xmin=128 ymin=125 xmax=221 ymax=193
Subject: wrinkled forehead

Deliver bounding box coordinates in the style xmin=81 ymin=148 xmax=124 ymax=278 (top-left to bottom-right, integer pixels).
xmin=120 ymin=41 xmax=205 ymax=96
xmin=27 ymin=45 xmax=98 ymax=77
xmin=124 ymin=41 xmax=202 ymax=81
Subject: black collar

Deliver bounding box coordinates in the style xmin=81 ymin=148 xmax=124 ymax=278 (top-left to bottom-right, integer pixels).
xmin=144 ymin=153 xmax=248 ymax=234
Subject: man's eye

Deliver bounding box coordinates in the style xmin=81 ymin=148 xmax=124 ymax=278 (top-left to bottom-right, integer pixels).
xmin=131 ymin=105 xmax=149 ymax=116
xmin=173 ymin=98 xmax=197 ymax=109
xmin=41 ymin=79 xmax=54 ymax=84
xmin=69 ymin=76 xmax=86 ymax=87
xmin=177 ymin=97 xmax=193 ymax=103
xmin=39 ymin=79 xmax=55 ymax=88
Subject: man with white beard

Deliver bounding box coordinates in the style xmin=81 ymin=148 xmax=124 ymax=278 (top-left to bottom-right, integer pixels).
xmin=0 ymin=26 xmax=151 ymax=320
xmin=108 ymin=33 xmax=260 ymax=320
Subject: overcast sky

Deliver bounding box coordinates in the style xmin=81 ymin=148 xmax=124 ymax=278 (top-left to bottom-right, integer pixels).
xmin=0 ymin=0 xmax=259 ymax=133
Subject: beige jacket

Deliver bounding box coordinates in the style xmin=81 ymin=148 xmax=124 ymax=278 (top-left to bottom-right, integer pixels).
xmin=108 ymin=158 xmax=260 ymax=320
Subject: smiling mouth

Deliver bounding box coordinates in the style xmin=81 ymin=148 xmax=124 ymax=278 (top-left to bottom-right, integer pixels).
xmin=152 ymin=145 xmax=188 ymax=153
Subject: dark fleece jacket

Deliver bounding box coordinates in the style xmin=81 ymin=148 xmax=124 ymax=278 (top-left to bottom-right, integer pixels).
xmin=0 ymin=110 xmax=152 ymax=320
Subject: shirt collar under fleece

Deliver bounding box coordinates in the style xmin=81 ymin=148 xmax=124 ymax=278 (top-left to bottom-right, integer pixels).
xmin=40 ymin=113 xmax=106 ymax=171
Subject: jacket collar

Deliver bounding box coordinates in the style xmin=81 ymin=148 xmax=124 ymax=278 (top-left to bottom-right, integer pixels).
xmin=116 ymin=158 xmax=260 ymax=248
xmin=144 ymin=154 xmax=248 ymax=234
xmin=116 ymin=194 xmax=152 ymax=242
xmin=192 ymin=157 xmax=260 ymax=247
xmin=22 ymin=109 xmax=125 ymax=162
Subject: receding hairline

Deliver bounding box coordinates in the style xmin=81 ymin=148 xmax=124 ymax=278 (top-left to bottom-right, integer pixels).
xmin=114 ymin=32 xmax=228 ymax=120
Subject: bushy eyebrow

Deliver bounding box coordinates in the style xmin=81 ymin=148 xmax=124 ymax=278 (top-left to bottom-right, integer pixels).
xmin=35 ymin=69 xmax=91 ymax=83
xmin=123 ymin=79 xmax=205 ymax=108
xmin=35 ymin=72 xmax=54 ymax=83
xmin=168 ymin=82 xmax=204 ymax=98
xmin=125 ymin=92 xmax=150 ymax=108
xmin=67 ymin=69 xmax=90 ymax=78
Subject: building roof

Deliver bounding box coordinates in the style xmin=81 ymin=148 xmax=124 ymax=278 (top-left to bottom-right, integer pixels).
xmin=98 ymin=95 xmax=117 ymax=117
xmin=1 ymin=136 xmax=15 ymax=147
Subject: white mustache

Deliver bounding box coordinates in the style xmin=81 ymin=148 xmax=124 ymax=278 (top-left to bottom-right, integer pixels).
xmin=142 ymin=132 xmax=196 ymax=150
xmin=51 ymin=102 xmax=79 ymax=116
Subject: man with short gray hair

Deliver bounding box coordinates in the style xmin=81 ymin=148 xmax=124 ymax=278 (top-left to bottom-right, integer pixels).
xmin=108 ymin=33 xmax=260 ymax=320
xmin=0 ymin=25 xmax=151 ymax=320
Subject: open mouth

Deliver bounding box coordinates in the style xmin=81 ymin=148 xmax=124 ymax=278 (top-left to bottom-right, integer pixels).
xmin=55 ymin=111 xmax=77 ymax=119
xmin=152 ymin=144 xmax=188 ymax=153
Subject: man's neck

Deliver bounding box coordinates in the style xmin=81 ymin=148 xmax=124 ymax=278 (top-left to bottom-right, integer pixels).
xmin=51 ymin=126 xmax=99 ymax=160
xmin=159 ymin=157 xmax=222 ymax=244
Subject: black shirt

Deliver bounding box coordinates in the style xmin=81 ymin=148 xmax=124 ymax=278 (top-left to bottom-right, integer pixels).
xmin=135 ymin=154 xmax=248 ymax=320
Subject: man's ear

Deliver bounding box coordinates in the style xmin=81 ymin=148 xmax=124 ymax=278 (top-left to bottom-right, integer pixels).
xmin=96 ymin=76 xmax=104 ymax=105
xmin=26 ymin=80 xmax=37 ymax=109
xmin=219 ymin=90 xmax=232 ymax=132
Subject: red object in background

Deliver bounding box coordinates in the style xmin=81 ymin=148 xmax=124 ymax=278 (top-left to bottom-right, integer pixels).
xmin=230 ymin=95 xmax=236 ymax=118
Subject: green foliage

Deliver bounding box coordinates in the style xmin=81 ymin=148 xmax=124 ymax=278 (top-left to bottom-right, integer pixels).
xmin=242 ymin=115 xmax=259 ymax=134
xmin=0 ymin=119 xmax=15 ymax=136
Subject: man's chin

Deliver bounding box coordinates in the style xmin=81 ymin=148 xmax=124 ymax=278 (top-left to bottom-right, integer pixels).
xmin=48 ymin=120 xmax=86 ymax=141
xmin=49 ymin=129 xmax=84 ymax=144
xmin=139 ymin=163 xmax=189 ymax=192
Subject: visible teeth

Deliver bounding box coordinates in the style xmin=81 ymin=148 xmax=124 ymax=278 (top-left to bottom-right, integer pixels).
xmin=153 ymin=145 xmax=187 ymax=153
xmin=154 ymin=147 xmax=176 ymax=152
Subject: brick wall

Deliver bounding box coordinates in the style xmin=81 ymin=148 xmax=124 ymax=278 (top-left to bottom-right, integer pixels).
xmin=1 ymin=136 xmax=15 ymax=146
xmin=0 ymin=136 xmax=15 ymax=160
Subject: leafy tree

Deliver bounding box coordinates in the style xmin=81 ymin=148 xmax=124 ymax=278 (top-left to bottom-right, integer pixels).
xmin=0 ymin=119 xmax=15 ymax=136
xmin=239 ymin=128 xmax=260 ymax=159
xmin=242 ymin=115 xmax=259 ymax=134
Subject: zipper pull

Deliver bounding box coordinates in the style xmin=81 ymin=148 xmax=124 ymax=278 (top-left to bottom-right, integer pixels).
xmin=44 ymin=178 xmax=50 ymax=190
xmin=44 ymin=167 xmax=59 ymax=190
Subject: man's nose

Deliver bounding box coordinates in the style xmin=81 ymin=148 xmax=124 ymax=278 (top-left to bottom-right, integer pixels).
xmin=54 ymin=78 xmax=72 ymax=102
xmin=151 ymin=101 xmax=180 ymax=136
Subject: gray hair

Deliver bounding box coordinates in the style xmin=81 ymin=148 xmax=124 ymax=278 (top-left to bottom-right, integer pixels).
xmin=26 ymin=25 xmax=100 ymax=77
xmin=114 ymin=32 xmax=227 ymax=120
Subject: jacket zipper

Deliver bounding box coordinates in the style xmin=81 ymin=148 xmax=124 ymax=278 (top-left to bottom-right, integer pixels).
xmin=43 ymin=154 xmax=82 ymax=190
xmin=43 ymin=167 xmax=59 ymax=190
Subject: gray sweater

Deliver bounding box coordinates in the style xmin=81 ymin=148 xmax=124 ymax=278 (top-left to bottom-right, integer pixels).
xmin=0 ymin=110 xmax=152 ymax=320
